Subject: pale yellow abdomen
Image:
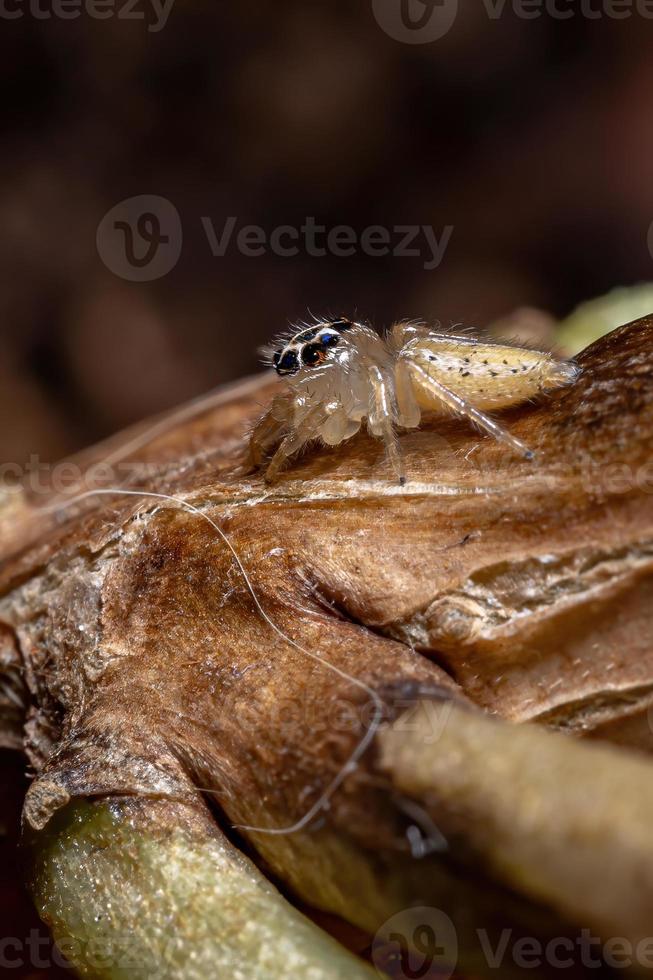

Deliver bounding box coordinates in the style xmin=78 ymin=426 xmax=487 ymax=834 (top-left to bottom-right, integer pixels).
xmin=411 ymin=337 xmax=577 ymax=412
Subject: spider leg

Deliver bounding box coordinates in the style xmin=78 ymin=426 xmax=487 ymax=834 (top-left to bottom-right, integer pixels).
xmin=248 ymin=409 xmax=286 ymax=469
xmin=407 ymin=360 xmax=534 ymax=459
xmin=264 ymin=406 xmax=329 ymax=483
xmin=368 ymin=366 xmax=406 ymax=486
xmin=394 ymin=358 xmax=421 ymax=429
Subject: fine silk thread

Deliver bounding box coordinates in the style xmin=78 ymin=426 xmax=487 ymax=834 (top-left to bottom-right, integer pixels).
xmin=40 ymin=486 xmax=384 ymax=836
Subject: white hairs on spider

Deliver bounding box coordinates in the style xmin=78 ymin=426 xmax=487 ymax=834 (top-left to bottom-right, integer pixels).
xmin=250 ymin=316 xmax=580 ymax=485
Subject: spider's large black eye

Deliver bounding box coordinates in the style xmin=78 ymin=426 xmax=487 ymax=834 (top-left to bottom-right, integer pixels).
xmin=276 ymin=349 xmax=300 ymax=375
xmin=301 ymin=343 xmax=325 ymax=367
xmin=320 ymin=332 xmax=339 ymax=347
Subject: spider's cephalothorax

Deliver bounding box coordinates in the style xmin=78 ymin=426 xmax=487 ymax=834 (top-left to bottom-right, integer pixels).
xmin=251 ymin=318 xmax=580 ymax=484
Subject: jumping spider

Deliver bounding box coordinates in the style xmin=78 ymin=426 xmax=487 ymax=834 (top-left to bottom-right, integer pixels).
xmin=249 ymin=318 xmax=579 ymax=484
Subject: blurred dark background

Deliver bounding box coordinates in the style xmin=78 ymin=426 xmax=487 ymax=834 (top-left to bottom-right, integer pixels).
xmin=1 ymin=1 xmax=653 ymax=466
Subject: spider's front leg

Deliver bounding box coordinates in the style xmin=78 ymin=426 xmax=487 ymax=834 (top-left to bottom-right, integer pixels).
xmin=248 ymin=394 xmax=293 ymax=471
xmin=404 ymin=354 xmax=535 ymax=459
xmin=263 ymin=404 xmax=329 ymax=483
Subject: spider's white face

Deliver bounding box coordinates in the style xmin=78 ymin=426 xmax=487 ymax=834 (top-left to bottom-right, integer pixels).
xmin=272 ymin=319 xmax=356 ymax=376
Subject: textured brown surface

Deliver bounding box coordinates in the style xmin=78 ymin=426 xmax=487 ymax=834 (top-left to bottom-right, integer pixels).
xmin=0 ymin=318 xmax=652 ymax=974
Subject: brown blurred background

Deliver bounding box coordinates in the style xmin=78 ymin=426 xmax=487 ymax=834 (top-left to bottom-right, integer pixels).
xmin=1 ymin=3 xmax=653 ymax=466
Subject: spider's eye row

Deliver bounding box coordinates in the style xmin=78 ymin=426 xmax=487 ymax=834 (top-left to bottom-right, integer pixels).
xmin=301 ymin=343 xmax=325 ymax=367
xmin=295 ymin=328 xmax=320 ymax=343
xmin=274 ymin=319 xmax=352 ymax=376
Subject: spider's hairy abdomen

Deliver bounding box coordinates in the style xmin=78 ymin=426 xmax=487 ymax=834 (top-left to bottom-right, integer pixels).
xmin=406 ymin=335 xmax=579 ymax=412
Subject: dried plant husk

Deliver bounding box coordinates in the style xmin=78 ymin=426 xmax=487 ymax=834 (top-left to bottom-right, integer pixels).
xmin=0 ymin=316 xmax=652 ymax=977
